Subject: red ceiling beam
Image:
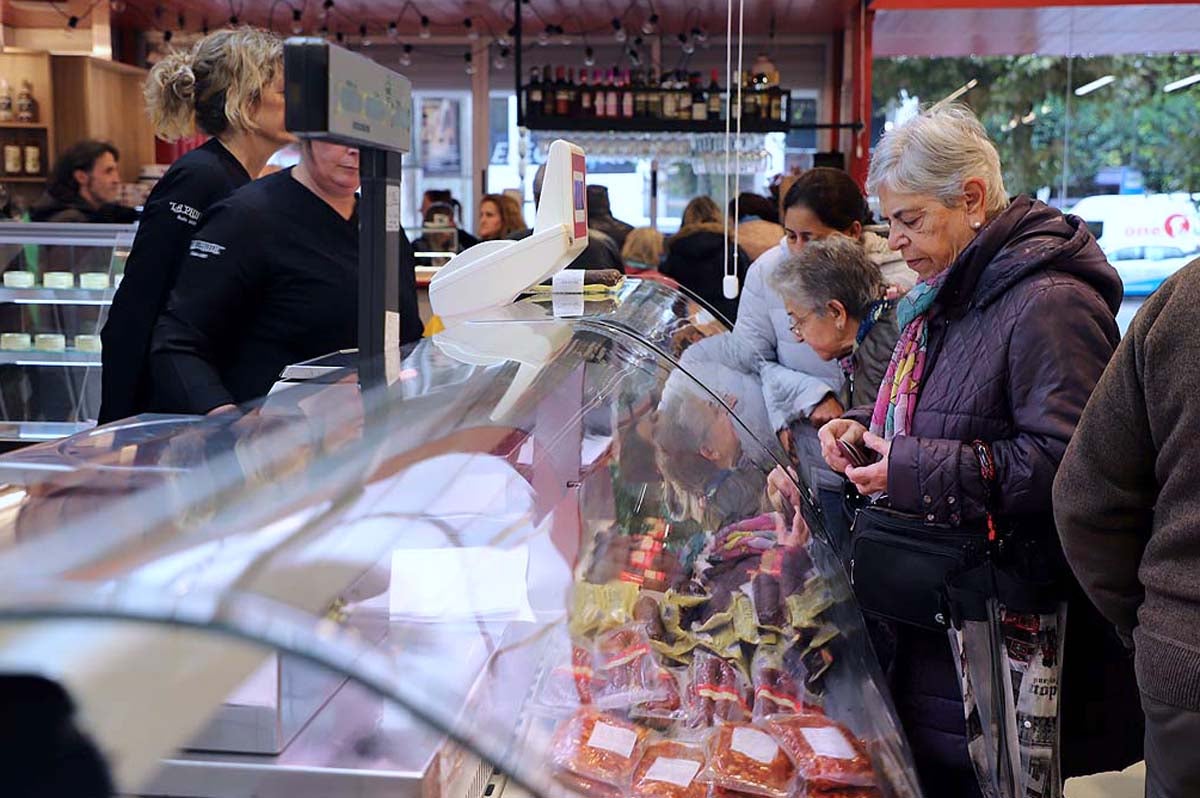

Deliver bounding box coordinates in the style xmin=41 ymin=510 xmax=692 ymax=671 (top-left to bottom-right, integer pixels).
xmin=871 ymin=0 xmax=1185 ymax=7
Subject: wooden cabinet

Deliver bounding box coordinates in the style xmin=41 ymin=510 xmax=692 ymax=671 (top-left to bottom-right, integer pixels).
xmin=51 ymin=55 xmax=154 ymax=183
xmin=0 ymin=50 xmax=55 ymax=185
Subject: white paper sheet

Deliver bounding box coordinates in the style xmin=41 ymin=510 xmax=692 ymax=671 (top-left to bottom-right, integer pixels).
xmin=388 ymin=545 xmax=535 ymax=622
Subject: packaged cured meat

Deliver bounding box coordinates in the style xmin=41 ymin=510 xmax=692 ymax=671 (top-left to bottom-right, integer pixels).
xmin=750 ymin=644 xmax=803 ymax=719
xmin=685 ymin=649 xmax=751 ymax=726
xmin=700 ymin=723 xmax=796 ymax=798
xmin=764 ymin=713 xmax=876 ymax=791
xmin=551 ymin=709 xmax=650 ymax=788
xmin=635 ymin=594 xmax=669 ymax=642
xmin=778 ymin=546 xmax=815 ymax=597
xmin=799 ymin=787 xmax=882 ymax=798
xmin=538 ymin=639 xmax=598 ymax=710
xmin=751 ymin=572 xmax=786 ymax=630
xmin=632 ymin=739 xmax=708 ymax=798
xmin=631 ymin=666 xmax=685 ymax=729
xmin=594 ymin=625 xmax=671 ymax=710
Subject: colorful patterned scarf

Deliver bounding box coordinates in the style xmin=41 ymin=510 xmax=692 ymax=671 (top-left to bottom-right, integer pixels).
xmin=869 ymin=272 xmax=949 ymax=440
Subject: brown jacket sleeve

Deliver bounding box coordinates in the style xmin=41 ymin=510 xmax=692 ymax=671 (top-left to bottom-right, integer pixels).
xmin=1053 ymin=285 xmax=1162 ymax=645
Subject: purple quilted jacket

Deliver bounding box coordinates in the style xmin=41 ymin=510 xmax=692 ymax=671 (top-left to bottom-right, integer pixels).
xmin=848 ymin=196 xmax=1144 ymax=790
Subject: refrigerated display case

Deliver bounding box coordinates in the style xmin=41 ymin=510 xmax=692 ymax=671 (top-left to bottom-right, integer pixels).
xmin=0 ymin=284 xmax=921 ymax=798
xmin=0 ymin=221 xmax=135 ymax=443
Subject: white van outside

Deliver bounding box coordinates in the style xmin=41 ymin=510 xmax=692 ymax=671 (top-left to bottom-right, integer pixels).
xmin=1068 ymin=194 xmax=1200 ymax=296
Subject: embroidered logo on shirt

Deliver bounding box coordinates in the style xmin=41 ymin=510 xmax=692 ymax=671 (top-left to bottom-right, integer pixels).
xmin=189 ymin=240 xmax=225 ymax=259
xmin=170 ymin=202 xmax=202 ymax=225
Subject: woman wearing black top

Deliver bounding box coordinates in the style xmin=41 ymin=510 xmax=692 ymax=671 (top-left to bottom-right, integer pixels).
xmin=150 ymin=141 xmax=361 ymax=415
xmin=99 ymin=28 xmax=293 ymax=422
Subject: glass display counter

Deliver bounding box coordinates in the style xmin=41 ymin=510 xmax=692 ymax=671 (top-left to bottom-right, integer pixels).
xmin=0 ymin=221 xmax=136 ymax=443
xmin=0 ymin=281 xmax=921 ymax=798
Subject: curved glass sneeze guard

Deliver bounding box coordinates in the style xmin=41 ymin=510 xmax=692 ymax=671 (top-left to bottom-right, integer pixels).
xmin=0 ymin=296 xmax=921 ymax=797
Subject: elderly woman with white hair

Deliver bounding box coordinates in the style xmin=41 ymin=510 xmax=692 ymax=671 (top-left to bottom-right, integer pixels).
xmin=811 ymin=104 xmax=1142 ymax=795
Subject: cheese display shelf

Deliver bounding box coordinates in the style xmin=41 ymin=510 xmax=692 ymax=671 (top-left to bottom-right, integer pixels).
xmin=0 ymin=221 xmax=135 ymax=442
xmin=0 ymin=285 xmax=923 ymax=798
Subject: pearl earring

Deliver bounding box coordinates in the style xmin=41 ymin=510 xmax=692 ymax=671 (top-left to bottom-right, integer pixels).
xmin=971 ymin=221 xmax=982 ymax=230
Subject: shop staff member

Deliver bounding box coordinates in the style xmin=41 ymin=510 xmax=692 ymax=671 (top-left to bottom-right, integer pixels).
xmin=29 ymin=140 xmax=138 ymax=224
xmin=100 ymin=27 xmax=293 ymax=423
xmin=150 ymin=141 xmax=361 ymax=415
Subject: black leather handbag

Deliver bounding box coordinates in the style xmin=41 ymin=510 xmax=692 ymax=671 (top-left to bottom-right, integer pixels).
xmin=847 ymin=441 xmax=996 ymax=631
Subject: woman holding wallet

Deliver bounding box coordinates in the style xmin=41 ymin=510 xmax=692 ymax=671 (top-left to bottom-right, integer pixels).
xmin=806 ymin=105 xmax=1140 ymax=796
xmin=100 ymin=27 xmax=293 ymax=423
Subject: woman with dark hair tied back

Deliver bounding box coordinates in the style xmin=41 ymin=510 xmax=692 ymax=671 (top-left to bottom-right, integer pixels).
xmin=99 ymin=27 xmax=293 ymax=423
xmin=729 ymin=167 xmax=916 ymax=495
xmin=660 ymin=196 xmax=751 ymax=323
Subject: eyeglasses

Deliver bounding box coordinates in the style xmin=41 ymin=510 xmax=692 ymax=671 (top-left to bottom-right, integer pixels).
xmin=788 ymin=311 xmax=813 ymax=337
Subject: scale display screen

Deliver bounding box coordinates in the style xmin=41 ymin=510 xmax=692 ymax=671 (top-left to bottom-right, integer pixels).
xmin=572 ymin=151 xmax=587 ymax=241
xmin=284 ymin=38 xmax=412 ymax=153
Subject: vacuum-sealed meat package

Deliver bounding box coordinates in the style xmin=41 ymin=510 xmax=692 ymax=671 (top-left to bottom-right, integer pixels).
xmin=594 ymin=625 xmax=670 ymax=710
xmin=702 ymin=723 xmax=796 ymax=798
xmin=685 ymin=649 xmax=751 ymax=726
xmin=750 ymin=644 xmax=804 ymax=718
xmin=551 ymin=709 xmax=650 ymax=788
xmin=764 ymin=713 xmax=876 ymax=791
xmin=631 ymin=740 xmax=708 ymax=798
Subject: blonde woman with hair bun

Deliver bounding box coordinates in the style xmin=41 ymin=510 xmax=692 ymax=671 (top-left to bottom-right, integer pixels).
xmin=100 ymin=27 xmax=295 ymax=423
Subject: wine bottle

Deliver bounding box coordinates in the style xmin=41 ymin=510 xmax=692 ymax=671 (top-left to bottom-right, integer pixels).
xmin=622 ymin=70 xmax=634 ymax=119
xmin=579 ymin=69 xmax=592 ymax=116
xmin=708 ymin=69 xmax=722 ymax=119
xmin=528 ymin=66 xmax=543 ymax=120
xmin=691 ymin=73 xmax=707 ymax=122
xmin=543 ymin=63 xmax=556 ymax=117
xmin=661 ymin=69 xmax=677 ymax=121
xmin=555 ymin=66 xmax=570 ymax=116
xmin=605 ymin=69 xmax=619 ymax=119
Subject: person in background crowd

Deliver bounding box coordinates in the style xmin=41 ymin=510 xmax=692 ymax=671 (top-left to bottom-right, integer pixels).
xmin=728 ymin=192 xmax=784 ymax=262
xmin=151 ymin=140 xmax=412 ymax=414
xmin=660 ymin=195 xmax=750 ymax=323
xmin=421 ymin=188 xmax=478 ymax=249
xmin=621 ymin=227 xmax=663 ymax=274
xmin=587 ymin=184 xmax=634 ymax=250
xmin=1053 ymin=256 xmax=1200 ymax=798
xmin=411 ymin=202 xmax=463 ymax=267
xmin=30 ymin=140 xmax=137 ymax=224
xmin=510 ymin=164 xmax=625 ymax=272
xmin=100 ymin=27 xmax=293 ymax=423
xmin=812 ymin=103 xmax=1141 ymax=797
xmin=477 ymin=193 xmax=526 ymax=241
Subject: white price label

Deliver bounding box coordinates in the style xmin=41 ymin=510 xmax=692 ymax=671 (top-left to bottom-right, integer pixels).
xmin=551 ymin=269 xmax=586 ymax=293
xmin=731 ymin=727 xmax=779 ymax=764
xmin=587 ymin=722 xmax=637 ymax=759
xmin=552 ymin=293 xmax=585 ymax=317
xmin=800 ymin=727 xmax=857 ymax=760
xmin=643 ymin=757 xmax=701 ymax=787
xmin=385 ymin=184 xmax=401 ymax=232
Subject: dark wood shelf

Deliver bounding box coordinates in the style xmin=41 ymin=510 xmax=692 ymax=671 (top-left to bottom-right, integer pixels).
xmin=520 ymin=86 xmax=790 ymax=134
xmin=0 ymin=122 xmax=47 ymax=129
xmin=0 ymin=176 xmax=46 ymax=183
xmin=523 ymin=115 xmax=788 ymax=134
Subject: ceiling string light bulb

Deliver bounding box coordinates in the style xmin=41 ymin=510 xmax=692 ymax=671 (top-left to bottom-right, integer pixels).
xmin=292 ymin=8 xmax=304 ymax=34
xmin=229 ymin=14 xmax=239 ymax=25
xmin=641 ymin=13 xmax=658 ymax=35
xmin=537 ymin=26 xmax=550 ymax=46
xmin=163 ymin=29 xmax=173 ymax=42
xmin=419 ymin=15 xmax=431 ymax=39
xmin=679 ymin=32 xmax=695 ymax=55
xmin=584 ymin=46 xmax=596 ymax=67
xmin=359 ymin=24 xmax=370 ymax=45
xmin=109 ymin=0 xmax=127 ymax=13
xmin=558 ymin=25 xmax=571 ymax=45
xmin=387 ymin=20 xmax=399 ymax=40
xmin=493 ymin=46 xmax=509 ymax=71
xmin=464 ymin=18 xmax=480 ymax=41
xmin=464 ymin=51 xmax=475 ymax=75
xmin=497 ymin=27 xmax=513 ymax=48
xmin=399 ymin=43 xmax=413 ymax=66
xmin=612 ymin=18 xmax=626 ymax=43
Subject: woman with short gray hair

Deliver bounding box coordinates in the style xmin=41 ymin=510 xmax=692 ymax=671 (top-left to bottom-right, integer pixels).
xmin=808 ymin=103 xmax=1141 ymax=795
xmin=770 ymin=235 xmax=898 ymax=412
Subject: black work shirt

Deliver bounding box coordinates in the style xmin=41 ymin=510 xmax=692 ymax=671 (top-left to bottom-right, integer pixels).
xmin=150 ymin=168 xmax=358 ymax=414
xmin=100 ymin=138 xmax=251 ymax=422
